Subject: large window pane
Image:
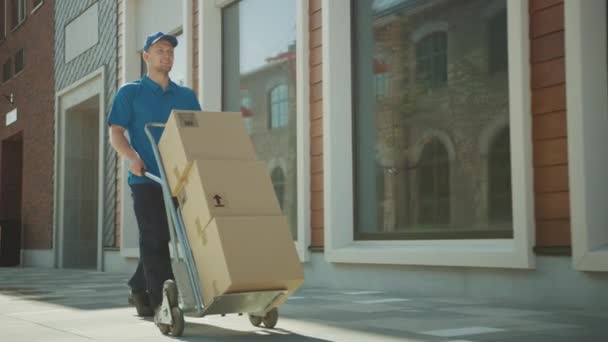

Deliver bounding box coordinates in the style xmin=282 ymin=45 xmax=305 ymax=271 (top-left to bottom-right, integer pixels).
xmin=353 ymin=0 xmax=512 ymax=240
xmin=222 ymin=0 xmax=298 ymax=239
xmin=0 ymin=1 xmax=5 ymax=40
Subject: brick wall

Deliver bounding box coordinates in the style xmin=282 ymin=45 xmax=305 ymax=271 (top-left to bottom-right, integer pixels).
xmin=193 ymin=0 xmax=199 ymax=95
xmin=0 ymin=0 xmax=55 ymax=249
xmin=309 ymin=0 xmax=323 ymax=248
xmin=529 ymin=0 xmax=570 ymax=248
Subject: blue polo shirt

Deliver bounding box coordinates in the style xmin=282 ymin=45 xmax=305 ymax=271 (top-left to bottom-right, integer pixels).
xmin=108 ymin=75 xmax=202 ymax=185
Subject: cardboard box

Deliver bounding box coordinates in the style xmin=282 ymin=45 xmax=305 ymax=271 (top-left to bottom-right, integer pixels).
xmin=184 ymin=216 xmax=304 ymax=307
xmin=177 ymin=159 xmax=283 ymax=231
xmin=158 ymin=110 xmax=257 ymax=195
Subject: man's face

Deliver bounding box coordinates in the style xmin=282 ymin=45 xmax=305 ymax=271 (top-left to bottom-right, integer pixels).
xmin=143 ymin=39 xmax=174 ymax=73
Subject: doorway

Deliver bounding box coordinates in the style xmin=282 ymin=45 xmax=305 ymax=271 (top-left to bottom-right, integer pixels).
xmin=0 ymin=132 xmax=23 ymax=266
xmin=61 ymin=95 xmax=100 ymax=268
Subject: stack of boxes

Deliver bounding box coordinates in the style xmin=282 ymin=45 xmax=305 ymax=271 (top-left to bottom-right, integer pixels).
xmin=158 ymin=110 xmax=304 ymax=309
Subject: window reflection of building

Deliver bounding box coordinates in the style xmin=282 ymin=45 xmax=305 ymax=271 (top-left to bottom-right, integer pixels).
xmin=488 ymin=10 xmax=508 ymax=73
xmin=416 ymin=139 xmax=450 ymax=225
xmin=269 ymin=84 xmax=289 ymax=129
xmin=354 ymin=0 xmax=512 ymax=240
xmin=241 ymin=93 xmax=253 ymax=133
xmin=271 ymin=167 xmax=286 ymax=210
xmin=415 ymin=32 xmax=447 ymax=87
xmin=239 ymin=51 xmax=297 ymax=236
xmin=221 ymin=0 xmax=299 ymax=238
xmin=488 ymin=127 xmax=511 ymax=223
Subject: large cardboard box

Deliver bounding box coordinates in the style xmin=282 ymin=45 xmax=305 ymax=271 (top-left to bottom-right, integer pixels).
xmin=177 ymin=159 xmax=283 ymax=231
xmin=158 ymin=110 xmax=257 ymax=195
xmin=184 ymin=216 xmax=304 ymax=307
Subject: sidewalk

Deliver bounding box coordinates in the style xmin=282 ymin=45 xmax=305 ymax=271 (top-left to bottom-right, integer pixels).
xmin=0 ymin=267 xmax=606 ymax=341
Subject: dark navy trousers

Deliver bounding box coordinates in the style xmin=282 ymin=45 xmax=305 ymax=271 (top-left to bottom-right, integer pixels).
xmin=127 ymin=183 xmax=174 ymax=308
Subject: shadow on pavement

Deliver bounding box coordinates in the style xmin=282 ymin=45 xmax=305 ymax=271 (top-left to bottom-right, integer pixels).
xmin=136 ymin=317 xmax=330 ymax=342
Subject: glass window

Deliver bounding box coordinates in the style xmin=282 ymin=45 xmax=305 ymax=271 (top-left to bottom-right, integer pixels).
xmin=241 ymin=93 xmax=253 ymax=133
xmin=488 ymin=127 xmax=511 ymax=223
xmin=271 ymin=167 xmax=286 ymax=210
xmin=10 ymin=0 xmax=25 ymax=28
xmin=353 ymin=0 xmax=512 ymax=240
xmin=0 ymin=1 xmax=5 ymax=39
xmin=270 ymin=84 xmax=288 ymax=128
xmin=417 ymin=139 xmax=450 ymax=225
xmin=488 ymin=10 xmax=508 ymax=73
xmin=222 ymin=0 xmax=298 ymax=239
xmin=374 ymin=69 xmax=389 ymax=99
xmin=3 ymin=58 xmax=11 ymax=82
xmin=14 ymin=49 xmax=23 ymax=74
xmin=416 ymin=32 xmax=447 ymax=87
xmin=18 ymin=0 xmax=24 ymax=21
xmin=169 ymin=33 xmax=186 ymax=86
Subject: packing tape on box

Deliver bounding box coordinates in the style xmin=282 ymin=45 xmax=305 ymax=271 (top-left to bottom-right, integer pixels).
xmin=195 ymin=217 xmax=207 ymax=245
xmin=173 ymin=165 xmax=181 ymax=181
xmin=177 ymin=187 xmax=187 ymax=206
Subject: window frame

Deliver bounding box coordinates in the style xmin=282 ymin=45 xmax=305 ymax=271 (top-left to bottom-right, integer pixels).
xmin=32 ymin=0 xmax=43 ymax=13
xmin=200 ymin=0 xmax=311 ymax=262
xmin=564 ymin=0 xmax=608 ymax=272
xmin=323 ymin=0 xmax=534 ymax=268
xmin=416 ymin=138 xmax=450 ymax=226
xmin=10 ymin=0 xmax=25 ymax=30
xmin=18 ymin=0 xmax=24 ymax=22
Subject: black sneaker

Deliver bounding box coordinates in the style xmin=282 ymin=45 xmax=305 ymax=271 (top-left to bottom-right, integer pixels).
xmin=128 ymin=289 xmax=154 ymax=317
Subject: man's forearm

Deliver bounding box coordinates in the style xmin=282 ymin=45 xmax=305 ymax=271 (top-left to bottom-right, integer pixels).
xmin=110 ymin=130 xmax=139 ymax=162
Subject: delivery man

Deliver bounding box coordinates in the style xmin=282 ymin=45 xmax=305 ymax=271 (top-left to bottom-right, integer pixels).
xmin=108 ymin=32 xmax=201 ymax=317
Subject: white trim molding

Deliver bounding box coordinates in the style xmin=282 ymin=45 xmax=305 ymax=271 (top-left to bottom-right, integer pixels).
xmin=295 ymin=0 xmax=312 ymax=262
xmin=200 ymin=0 xmax=311 ymax=262
xmin=322 ymin=0 xmax=535 ymax=268
xmin=183 ymin=0 xmax=194 ymax=88
xmin=199 ymin=0 xmax=222 ymax=110
xmin=565 ymin=0 xmax=608 ymax=272
xmin=54 ymin=67 xmax=106 ymax=271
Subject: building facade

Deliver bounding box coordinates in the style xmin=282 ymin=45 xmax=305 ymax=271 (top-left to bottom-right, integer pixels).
xmin=190 ymin=0 xmax=608 ymax=308
xmin=11 ymin=0 xmax=606 ymax=310
xmin=52 ymin=0 xmax=118 ymax=270
xmin=0 ymin=0 xmax=54 ymax=266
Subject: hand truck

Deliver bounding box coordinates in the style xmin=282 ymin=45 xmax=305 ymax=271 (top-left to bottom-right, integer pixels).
xmin=142 ymin=123 xmax=287 ymax=337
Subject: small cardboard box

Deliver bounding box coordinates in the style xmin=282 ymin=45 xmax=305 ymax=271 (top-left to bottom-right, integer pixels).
xmin=177 ymin=159 xmax=283 ymax=231
xmin=158 ymin=110 xmax=257 ymax=195
xmin=185 ymin=216 xmax=304 ymax=307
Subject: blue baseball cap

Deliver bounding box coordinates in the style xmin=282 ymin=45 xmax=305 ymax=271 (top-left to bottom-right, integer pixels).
xmin=143 ymin=32 xmax=178 ymax=51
